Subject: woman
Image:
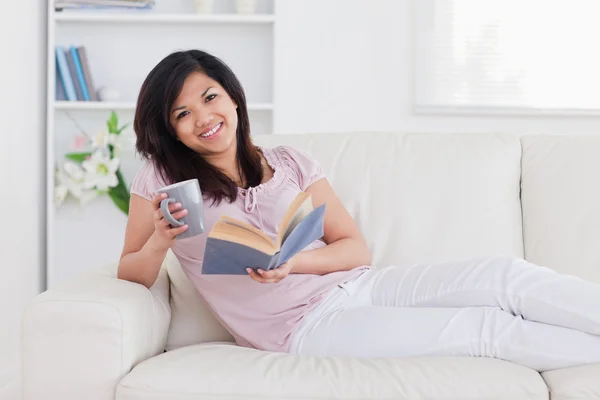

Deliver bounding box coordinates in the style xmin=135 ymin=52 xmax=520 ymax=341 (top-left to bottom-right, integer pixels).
xmin=118 ymin=49 xmax=600 ymax=372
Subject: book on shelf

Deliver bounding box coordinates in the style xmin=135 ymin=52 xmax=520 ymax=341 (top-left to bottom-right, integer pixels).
xmin=55 ymin=45 xmax=97 ymax=102
xmin=202 ymin=192 xmax=327 ymax=275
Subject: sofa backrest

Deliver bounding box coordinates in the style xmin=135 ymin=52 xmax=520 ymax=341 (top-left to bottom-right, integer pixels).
xmin=165 ymin=132 xmax=525 ymax=350
xmin=520 ymin=134 xmax=600 ymax=284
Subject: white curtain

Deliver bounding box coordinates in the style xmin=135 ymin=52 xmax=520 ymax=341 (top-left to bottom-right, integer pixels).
xmin=414 ymin=0 xmax=600 ymax=113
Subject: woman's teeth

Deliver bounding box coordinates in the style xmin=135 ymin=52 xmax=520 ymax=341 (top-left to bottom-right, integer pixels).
xmin=201 ymin=122 xmax=222 ymax=138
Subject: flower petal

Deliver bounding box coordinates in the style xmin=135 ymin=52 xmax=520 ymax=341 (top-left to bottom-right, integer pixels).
xmin=63 ymin=161 xmax=84 ymax=181
xmin=108 ymin=158 xmax=120 ymax=172
xmin=106 ymin=173 xmax=119 ymax=188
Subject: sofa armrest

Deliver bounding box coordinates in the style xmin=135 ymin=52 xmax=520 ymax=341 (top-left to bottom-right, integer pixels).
xmin=22 ymin=263 xmax=171 ymax=400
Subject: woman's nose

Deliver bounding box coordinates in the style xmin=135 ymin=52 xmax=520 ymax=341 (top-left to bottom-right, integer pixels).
xmin=195 ymin=109 xmax=213 ymax=128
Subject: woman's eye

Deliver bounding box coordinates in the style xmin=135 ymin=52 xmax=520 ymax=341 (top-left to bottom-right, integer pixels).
xmin=206 ymin=94 xmax=217 ymax=102
xmin=176 ymin=110 xmax=189 ymax=120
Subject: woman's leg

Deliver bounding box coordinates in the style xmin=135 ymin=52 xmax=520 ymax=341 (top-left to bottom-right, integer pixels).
xmin=364 ymin=256 xmax=600 ymax=335
xmin=295 ymin=304 xmax=600 ymax=372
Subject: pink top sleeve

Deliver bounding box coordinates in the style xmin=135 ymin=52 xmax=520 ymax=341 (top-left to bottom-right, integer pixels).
xmin=129 ymin=161 xmax=169 ymax=201
xmin=277 ymin=146 xmax=326 ymax=191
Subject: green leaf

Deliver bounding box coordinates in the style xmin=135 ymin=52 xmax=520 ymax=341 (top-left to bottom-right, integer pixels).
xmin=65 ymin=152 xmax=92 ymax=163
xmin=115 ymin=122 xmax=130 ymax=135
xmin=107 ymin=111 xmax=118 ymax=134
xmin=108 ymin=170 xmax=130 ymax=215
xmin=116 ymin=170 xmax=129 ymax=193
xmin=108 ymin=189 xmax=129 ymax=215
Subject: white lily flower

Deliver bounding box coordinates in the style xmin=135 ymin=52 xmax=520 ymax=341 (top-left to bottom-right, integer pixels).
xmin=112 ymin=130 xmax=135 ymax=158
xmin=56 ymin=162 xmax=85 ymax=199
xmin=92 ymin=130 xmax=110 ymax=149
xmin=63 ymin=160 xmax=84 ymax=181
xmin=92 ymin=129 xmax=134 ymax=158
xmin=54 ymin=161 xmax=95 ymax=208
xmin=82 ymin=150 xmax=120 ymax=191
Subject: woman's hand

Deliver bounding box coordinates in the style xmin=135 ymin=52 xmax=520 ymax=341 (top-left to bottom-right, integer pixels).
xmin=149 ymin=192 xmax=189 ymax=251
xmin=246 ymin=258 xmax=294 ymax=283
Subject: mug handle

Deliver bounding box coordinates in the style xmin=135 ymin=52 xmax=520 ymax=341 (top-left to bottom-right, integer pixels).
xmin=159 ymin=198 xmax=185 ymax=227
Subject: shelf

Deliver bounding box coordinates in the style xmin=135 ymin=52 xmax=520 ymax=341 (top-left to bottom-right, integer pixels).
xmin=53 ymin=101 xmax=273 ymax=111
xmin=54 ymin=13 xmax=275 ymax=24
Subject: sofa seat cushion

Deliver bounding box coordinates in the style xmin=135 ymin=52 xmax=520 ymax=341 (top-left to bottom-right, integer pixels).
xmin=542 ymin=364 xmax=600 ymax=400
xmin=117 ymin=343 xmax=548 ymax=400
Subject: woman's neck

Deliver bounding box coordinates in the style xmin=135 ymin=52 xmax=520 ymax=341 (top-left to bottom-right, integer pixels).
xmin=204 ymin=144 xmax=246 ymax=187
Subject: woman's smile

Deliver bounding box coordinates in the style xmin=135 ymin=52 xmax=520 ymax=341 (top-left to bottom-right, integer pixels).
xmin=198 ymin=121 xmax=223 ymax=140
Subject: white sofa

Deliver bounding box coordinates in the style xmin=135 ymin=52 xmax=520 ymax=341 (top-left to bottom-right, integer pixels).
xmin=22 ymin=132 xmax=600 ymax=400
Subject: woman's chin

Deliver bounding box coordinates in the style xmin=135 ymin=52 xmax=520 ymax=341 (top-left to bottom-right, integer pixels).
xmin=194 ymin=132 xmax=235 ymax=153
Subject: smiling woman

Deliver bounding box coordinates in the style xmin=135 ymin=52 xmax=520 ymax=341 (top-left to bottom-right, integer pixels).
xmin=134 ymin=50 xmax=264 ymax=205
xmin=116 ymin=49 xmax=600 ymax=372
xmin=118 ymin=48 xmax=372 ymax=354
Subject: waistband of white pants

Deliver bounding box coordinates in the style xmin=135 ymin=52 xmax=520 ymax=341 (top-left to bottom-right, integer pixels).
xmin=288 ymin=269 xmax=375 ymax=354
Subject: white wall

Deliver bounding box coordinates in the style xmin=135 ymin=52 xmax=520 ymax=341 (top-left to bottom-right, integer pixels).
xmin=0 ymin=0 xmax=46 ymax=396
xmin=274 ymin=0 xmax=600 ymax=135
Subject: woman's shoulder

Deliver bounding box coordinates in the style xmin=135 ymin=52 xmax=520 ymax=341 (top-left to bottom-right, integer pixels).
xmin=263 ymin=145 xmax=326 ymax=191
xmin=130 ymin=160 xmax=170 ymax=201
xmin=264 ymin=145 xmax=318 ymax=167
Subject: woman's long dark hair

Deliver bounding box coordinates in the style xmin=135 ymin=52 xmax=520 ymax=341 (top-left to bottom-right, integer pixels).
xmin=134 ymin=49 xmax=263 ymax=205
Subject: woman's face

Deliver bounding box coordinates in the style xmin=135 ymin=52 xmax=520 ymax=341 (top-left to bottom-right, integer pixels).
xmin=169 ymin=71 xmax=238 ymax=157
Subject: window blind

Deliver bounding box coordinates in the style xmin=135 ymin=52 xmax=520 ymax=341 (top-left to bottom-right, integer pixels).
xmin=414 ymin=0 xmax=600 ymax=114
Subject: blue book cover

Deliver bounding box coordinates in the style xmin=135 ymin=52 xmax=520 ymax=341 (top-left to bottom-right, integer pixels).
xmin=69 ymin=46 xmax=90 ymax=101
xmin=202 ymin=193 xmax=326 ymax=275
xmin=55 ymin=58 xmax=67 ymax=101
xmin=55 ymin=47 xmax=77 ymax=101
xmin=65 ymin=48 xmax=84 ymax=101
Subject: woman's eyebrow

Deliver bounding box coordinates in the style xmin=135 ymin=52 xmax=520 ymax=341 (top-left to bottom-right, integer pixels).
xmin=171 ymin=86 xmax=214 ymax=114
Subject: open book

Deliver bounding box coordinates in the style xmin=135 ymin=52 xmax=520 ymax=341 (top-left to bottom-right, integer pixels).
xmin=202 ymin=192 xmax=326 ymax=275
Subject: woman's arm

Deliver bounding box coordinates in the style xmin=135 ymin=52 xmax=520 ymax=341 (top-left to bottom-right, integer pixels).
xmin=291 ymin=178 xmax=372 ymax=274
xmin=118 ymin=193 xmax=188 ymax=288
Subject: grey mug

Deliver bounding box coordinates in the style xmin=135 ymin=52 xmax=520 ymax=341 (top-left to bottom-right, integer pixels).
xmin=156 ymin=179 xmax=205 ymax=240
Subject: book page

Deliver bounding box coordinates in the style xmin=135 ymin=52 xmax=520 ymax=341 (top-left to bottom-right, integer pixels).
xmin=218 ymin=215 xmax=275 ymax=247
xmin=209 ymin=220 xmax=276 ymax=255
xmin=280 ymin=195 xmax=314 ymax=245
xmin=276 ymin=192 xmax=312 ymax=247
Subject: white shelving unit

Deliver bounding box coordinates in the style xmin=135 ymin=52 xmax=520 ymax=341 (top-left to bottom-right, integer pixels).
xmin=55 ymin=12 xmax=275 ymax=23
xmin=46 ymin=0 xmax=276 ymax=289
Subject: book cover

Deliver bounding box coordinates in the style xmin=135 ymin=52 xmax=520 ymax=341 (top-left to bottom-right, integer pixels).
xmin=70 ymin=46 xmax=90 ymax=101
xmin=76 ymin=46 xmax=97 ymax=101
xmin=65 ymin=48 xmax=84 ymax=101
xmin=55 ymin=47 xmax=77 ymax=101
xmin=55 ymin=58 xmax=67 ymax=101
xmin=202 ymin=192 xmax=326 ymax=275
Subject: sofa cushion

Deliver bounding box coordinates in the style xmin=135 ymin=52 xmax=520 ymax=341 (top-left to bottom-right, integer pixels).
xmin=542 ymin=364 xmax=600 ymax=400
xmin=521 ymin=134 xmax=600 ymax=284
xmin=117 ymin=344 xmax=547 ymax=400
xmin=164 ymin=250 xmax=234 ymax=351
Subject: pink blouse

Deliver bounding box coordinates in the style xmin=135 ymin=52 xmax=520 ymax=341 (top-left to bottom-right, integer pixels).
xmin=130 ymin=145 xmax=369 ymax=352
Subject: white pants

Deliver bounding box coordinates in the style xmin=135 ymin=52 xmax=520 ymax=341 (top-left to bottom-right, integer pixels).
xmin=289 ymin=256 xmax=600 ymax=372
